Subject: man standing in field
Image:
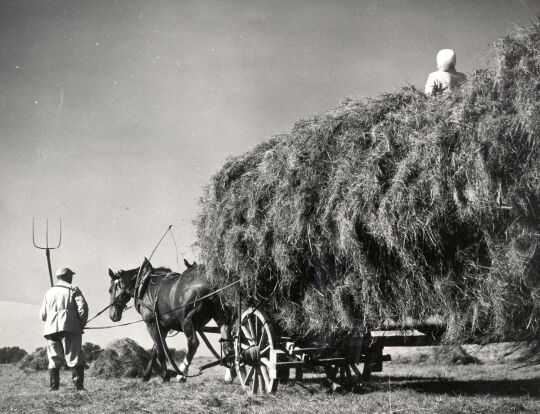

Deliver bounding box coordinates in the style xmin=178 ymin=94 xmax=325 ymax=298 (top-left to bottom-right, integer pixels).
xmin=425 ymin=49 xmax=467 ymax=96
xmin=40 ymin=267 xmax=89 ymax=391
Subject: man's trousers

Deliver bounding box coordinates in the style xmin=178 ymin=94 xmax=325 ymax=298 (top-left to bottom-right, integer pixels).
xmin=46 ymin=332 xmax=83 ymax=369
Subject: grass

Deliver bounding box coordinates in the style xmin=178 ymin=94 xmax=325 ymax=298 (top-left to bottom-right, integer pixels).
xmin=1 ymin=352 xmax=539 ymax=413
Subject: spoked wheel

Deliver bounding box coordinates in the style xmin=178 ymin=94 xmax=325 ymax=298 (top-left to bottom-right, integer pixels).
xmin=235 ymin=307 xmax=278 ymax=394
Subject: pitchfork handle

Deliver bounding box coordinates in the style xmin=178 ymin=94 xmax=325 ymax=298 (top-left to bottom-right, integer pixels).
xmin=46 ymin=248 xmax=53 ymax=287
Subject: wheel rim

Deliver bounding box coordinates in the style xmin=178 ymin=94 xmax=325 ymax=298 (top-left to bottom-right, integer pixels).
xmin=235 ymin=307 xmax=278 ymax=394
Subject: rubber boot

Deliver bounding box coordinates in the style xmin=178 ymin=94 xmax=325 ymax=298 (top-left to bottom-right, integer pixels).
xmin=71 ymin=366 xmax=85 ymax=391
xmin=49 ymin=368 xmax=60 ymax=391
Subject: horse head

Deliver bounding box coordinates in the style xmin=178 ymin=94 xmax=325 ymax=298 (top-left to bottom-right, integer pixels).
xmin=108 ymin=258 xmax=152 ymax=322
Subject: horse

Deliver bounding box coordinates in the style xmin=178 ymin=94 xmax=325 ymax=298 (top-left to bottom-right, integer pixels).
xmin=108 ymin=257 xmax=235 ymax=382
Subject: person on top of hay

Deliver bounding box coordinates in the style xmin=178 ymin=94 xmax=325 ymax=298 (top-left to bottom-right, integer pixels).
xmin=40 ymin=267 xmax=89 ymax=391
xmin=425 ymin=49 xmax=467 ymax=96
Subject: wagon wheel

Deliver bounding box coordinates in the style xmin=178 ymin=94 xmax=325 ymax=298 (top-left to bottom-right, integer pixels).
xmin=235 ymin=307 xmax=279 ymax=394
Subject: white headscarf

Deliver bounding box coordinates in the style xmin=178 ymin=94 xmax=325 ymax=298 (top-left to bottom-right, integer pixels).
xmin=436 ymin=49 xmax=456 ymax=71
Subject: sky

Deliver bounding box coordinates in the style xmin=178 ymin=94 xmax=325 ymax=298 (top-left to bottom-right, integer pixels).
xmin=1 ymin=0 xmax=539 ymax=353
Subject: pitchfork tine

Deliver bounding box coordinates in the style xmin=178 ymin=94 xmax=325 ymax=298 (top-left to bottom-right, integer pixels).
xmin=32 ymin=217 xmax=62 ymax=250
xmin=32 ymin=217 xmax=62 ymax=287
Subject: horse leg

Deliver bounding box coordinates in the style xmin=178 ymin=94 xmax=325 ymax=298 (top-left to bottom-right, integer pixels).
xmin=220 ymin=323 xmax=236 ymax=384
xmin=142 ymin=345 xmax=157 ymax=382
xmin=147 ymin=323 xmax=170 ymax=382
xmin=215 ymin=303 xmax=236 ymax=384
xmin=179 ymin=317 xmax=199 ymax=379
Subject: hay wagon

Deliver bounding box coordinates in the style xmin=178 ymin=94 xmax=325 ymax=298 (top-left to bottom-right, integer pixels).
xmin=200 ymin=301 xmax=444 ymax=395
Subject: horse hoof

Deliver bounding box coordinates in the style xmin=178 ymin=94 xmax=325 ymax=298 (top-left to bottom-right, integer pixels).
xmin=142 ymin=375 xmax=151 ymax=382
xmin=224 ymin=378 xmax=233 ymax=385
xmin=176 ymin=375 xmax=187 ymax=383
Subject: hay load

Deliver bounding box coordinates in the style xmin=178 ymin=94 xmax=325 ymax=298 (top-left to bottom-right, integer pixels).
xmin=91 ymin=338 xmax=150 ymax=378
xmin=196 ymin=23 xmax=540 ymax=343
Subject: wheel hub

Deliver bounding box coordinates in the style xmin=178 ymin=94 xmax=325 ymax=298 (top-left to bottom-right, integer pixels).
xmin=242 ymin=345 xmax=260 ymax=365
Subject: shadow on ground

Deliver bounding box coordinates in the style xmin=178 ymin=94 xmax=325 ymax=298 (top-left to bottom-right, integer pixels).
xmin=285 ymin=373 xmax=540 ymax=398
xmin=371 ymin=375 xmax=540 ymax=397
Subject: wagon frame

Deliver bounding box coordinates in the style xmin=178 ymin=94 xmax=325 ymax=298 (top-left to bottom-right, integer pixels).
xmin=197 ymin=288 xmax=444 ymax=395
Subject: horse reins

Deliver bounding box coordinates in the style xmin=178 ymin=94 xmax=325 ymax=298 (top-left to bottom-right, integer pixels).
xmin=83 ymin=224 xmax=239 ymax=378
xmin=86 ymin=225 xmax=175 ymax=326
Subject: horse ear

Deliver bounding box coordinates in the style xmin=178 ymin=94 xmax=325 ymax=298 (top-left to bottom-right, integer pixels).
xmin=109 ymin=268 xmax=115 ymax=279
xmin=193 ymin=261 xmax=197 ymax=267
xmin=184 ymin=258 xmax=190 ymax=268
xmin=143 ymin=257 xmax=152 ymax=270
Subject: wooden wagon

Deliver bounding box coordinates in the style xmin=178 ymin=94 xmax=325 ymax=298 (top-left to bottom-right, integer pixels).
xmin=199 ymin=302 xmax=445 ymax=395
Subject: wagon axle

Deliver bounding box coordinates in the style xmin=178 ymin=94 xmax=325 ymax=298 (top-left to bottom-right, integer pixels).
xmin=240 ymin=345 xmax=261 ymax=366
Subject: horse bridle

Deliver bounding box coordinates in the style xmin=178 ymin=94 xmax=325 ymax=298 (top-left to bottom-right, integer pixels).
xmin=110 ymin=271 xmax=138 ymax=312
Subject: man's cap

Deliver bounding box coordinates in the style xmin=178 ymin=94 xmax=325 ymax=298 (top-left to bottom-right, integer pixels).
xmin=55 ymin=267 xmax=76 ymax=278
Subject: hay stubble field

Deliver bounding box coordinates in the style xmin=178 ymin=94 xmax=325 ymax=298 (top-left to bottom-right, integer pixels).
xmin=2 ymin=349 xmax=539 ymax=414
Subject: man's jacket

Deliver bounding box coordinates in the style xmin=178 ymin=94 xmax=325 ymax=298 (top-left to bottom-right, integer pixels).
xmin=40 ymin=280 xmax=89 ymax=337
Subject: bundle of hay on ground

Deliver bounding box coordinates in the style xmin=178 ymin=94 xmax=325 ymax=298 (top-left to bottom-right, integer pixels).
xmin=82 ymin=342 xmax=103 ymax=363
xmin=196 ymin=23 xmax=540 ymax=344
xmin=18 ymin=347 xmax=48 ymax=371
xmin=92 ymin=338 xmax=151 ymax=379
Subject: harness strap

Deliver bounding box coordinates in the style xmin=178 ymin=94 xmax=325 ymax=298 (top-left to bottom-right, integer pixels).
xmin=152 ymin=274 xmax=186 ymax=378
xmin=85 ymin=279 xmax=241 ymax=329
xmin=198 ymin=330 xmax=221 ymax=361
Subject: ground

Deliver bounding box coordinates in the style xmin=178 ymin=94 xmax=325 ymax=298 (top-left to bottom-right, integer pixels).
xmin=1 ymin=347 xmax=539 ymax=414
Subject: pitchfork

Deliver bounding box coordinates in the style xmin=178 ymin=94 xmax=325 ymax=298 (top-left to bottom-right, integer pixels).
xmin=32 ymin=218 xmax=62 ymax=287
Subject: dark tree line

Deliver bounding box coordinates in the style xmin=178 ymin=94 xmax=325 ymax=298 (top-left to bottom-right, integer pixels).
xmin=17 ymin=342 xmax=103 ymax=371
xmin=0 ymin=347 xmax=27 ymax=364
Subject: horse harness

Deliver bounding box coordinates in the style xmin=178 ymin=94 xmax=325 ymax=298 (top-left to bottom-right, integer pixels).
xmin=131 ymin=268 xmax=203 ymax=378
xmin=107 ymin=266 xmax=235 ymax=379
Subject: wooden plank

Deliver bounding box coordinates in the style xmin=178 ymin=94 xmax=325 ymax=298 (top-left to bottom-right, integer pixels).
xmin=199 ymin=354 xmax=235 ymax=372
xmin=269 ymin=350 xmax=288 ymax=380
xmin=349 ymin=363 xmax=362 ymax=379
xmin=314 ymin=357 xmax=348 ymax=364
xmin=272 ymin=357 xmax=349 ymax=370
xmin=375 ymin=319 xmax=446 ymax=331
xmin=274 ymin=361 xmax=304 ymax=369
xmin=200 ymin=326 xmax=221 ymax=334
xmin=289 ymin=347 xmax=341 ymax=355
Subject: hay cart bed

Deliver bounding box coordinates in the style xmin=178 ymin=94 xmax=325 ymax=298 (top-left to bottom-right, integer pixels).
xmin=199 ymin=299 xmax=445 ymax=395
xmin=232 ymin=308 xmax=451 ymax=394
